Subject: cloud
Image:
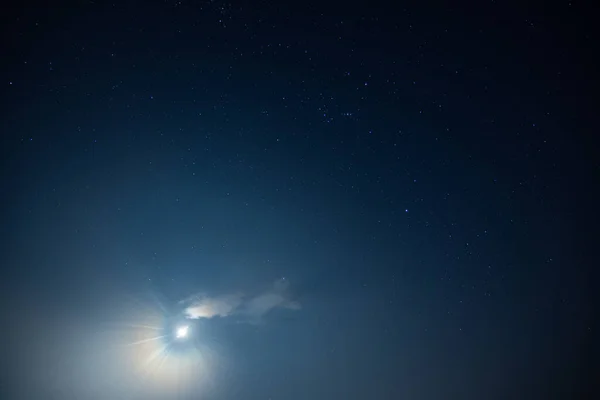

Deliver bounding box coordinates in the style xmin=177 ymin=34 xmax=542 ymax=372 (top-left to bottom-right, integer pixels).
xmin=184 ymin=293 xmax=243 ymax=319
xmin=243 ymin=292 xmax=300 ymax=318
xmin=183 ymin=279 xmax=300 ymax=321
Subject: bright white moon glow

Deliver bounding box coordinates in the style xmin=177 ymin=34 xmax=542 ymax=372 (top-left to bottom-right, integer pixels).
xmin=175 ymin=325 xmax=189 ymax=339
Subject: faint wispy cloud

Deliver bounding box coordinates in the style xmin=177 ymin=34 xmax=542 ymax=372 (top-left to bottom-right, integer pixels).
xmin=183 ymin=279 xmax=300 ymax=321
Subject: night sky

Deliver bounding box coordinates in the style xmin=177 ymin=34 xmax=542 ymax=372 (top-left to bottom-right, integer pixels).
xmin=1 ymin=1 xmax=595 ymax=399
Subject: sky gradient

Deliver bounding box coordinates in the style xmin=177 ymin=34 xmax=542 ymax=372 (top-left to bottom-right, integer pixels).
xmin=1 ymin=0 xmax=595 ymax=399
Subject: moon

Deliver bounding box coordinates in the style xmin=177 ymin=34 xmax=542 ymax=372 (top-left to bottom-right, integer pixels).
xmin=175 ymin=325 xmax=189 ymax=339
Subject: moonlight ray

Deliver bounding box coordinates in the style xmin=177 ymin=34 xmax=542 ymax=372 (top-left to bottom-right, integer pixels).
xmin=124 ymin=334 xmax=168 ymax=347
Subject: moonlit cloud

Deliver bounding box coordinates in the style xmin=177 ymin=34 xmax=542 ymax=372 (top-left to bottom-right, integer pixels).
xmin=184 ymin=293 xmax=244 ymax=319
xmin=183 ymin=279 xmax=300 ymax=321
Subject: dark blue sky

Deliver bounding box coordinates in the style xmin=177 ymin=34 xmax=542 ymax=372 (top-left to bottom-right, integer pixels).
xmin=1 ymin=1 xmax=595 ymax=399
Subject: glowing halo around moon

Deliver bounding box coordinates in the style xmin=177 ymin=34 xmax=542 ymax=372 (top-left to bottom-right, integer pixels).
xmin=99 ymin=290 xmax=226 ymax=398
